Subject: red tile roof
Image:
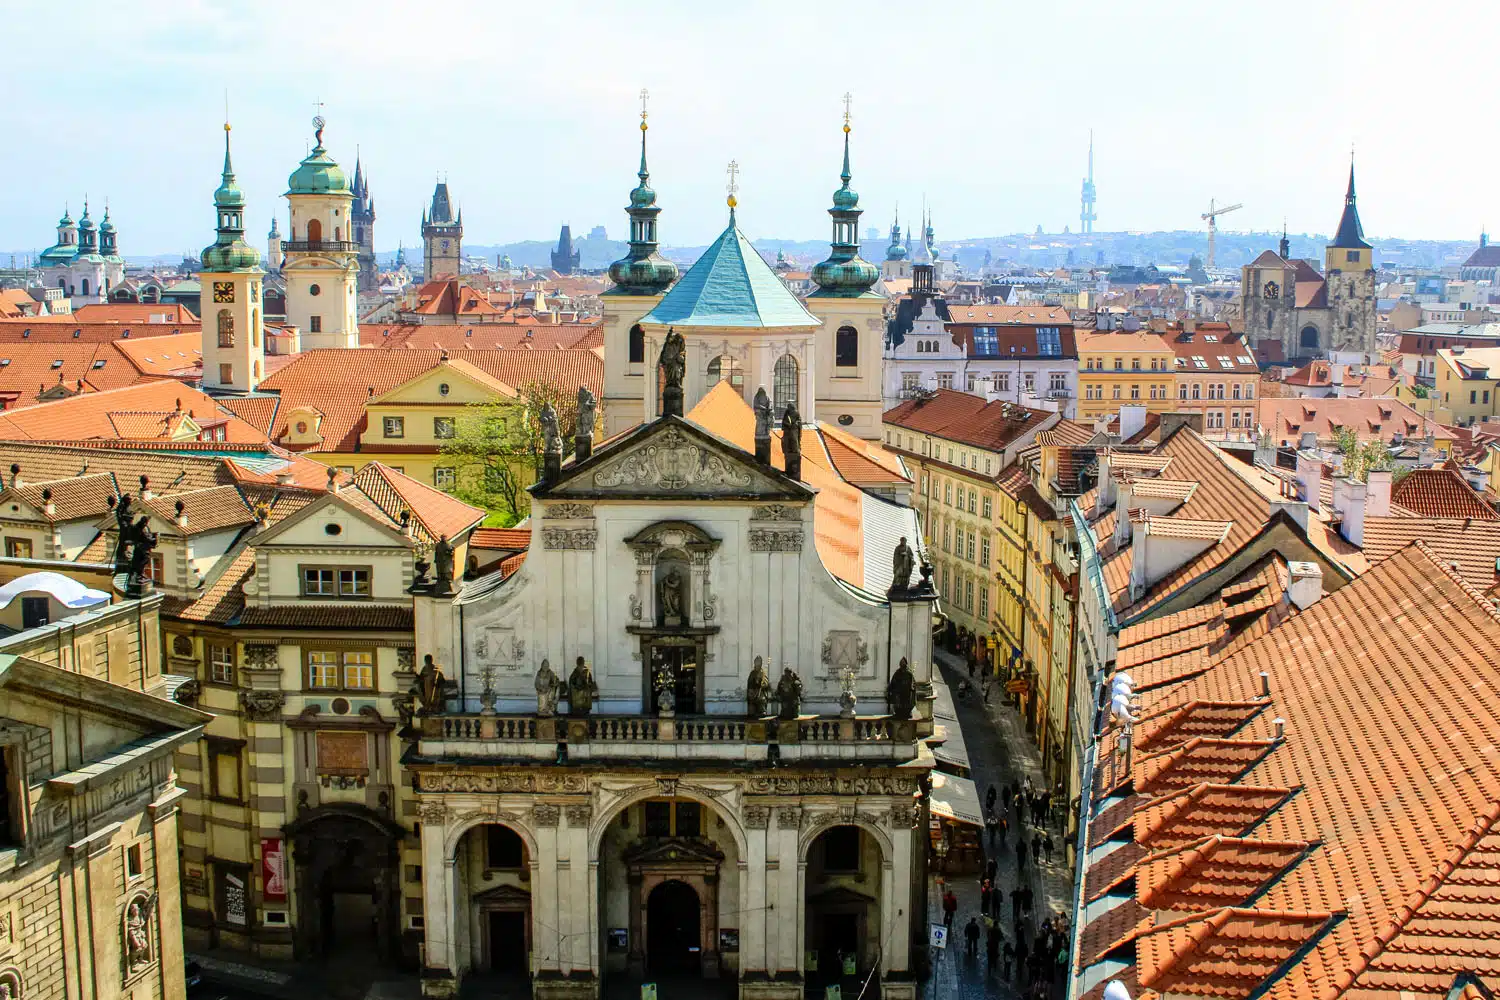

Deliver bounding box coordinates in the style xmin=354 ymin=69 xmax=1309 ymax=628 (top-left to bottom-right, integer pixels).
xmin=0 ymin=381 xmax=268 ymax=443
xmin=351 ymin=462 xmax=484 ymax=542
xmin=883 ymin=389 xmax=1056 ymax=454
xmin=361 ymin=322 xmax=601 ymax=351
xmin=0 ymin=318 xmax=197 ymax=343
xmin=1390 ymin=468 xmax=1499 ymax=520
xmin=470 ymin=527 xmax=531 ymax=550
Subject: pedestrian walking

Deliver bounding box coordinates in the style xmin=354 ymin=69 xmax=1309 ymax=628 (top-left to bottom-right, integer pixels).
xmin=1015 ymin=936 xmax=1030 ymax=985
xmin=986 ymin=784 xmax=998 ymax=813
xmin=964 ymin=916 xmax=981 ymax=958
xmin=986 ymin=921 xmax=1002 ymax=967
xmin=985 ymin=858 xmax=998 ymax=883
xmin=1022 ymin=884 xmax=1034 ymax=915
xmin=1015 ymin=837 xmax=1027 ymax=876
xmin=997 ymin=812 xmax=1009 ymax=848
xmin=942 ymin=888 xmax=958 ymax=929
xmin=980 ymin=878 xmax=992 ymax=915
xmin=967 ymin=655 xmax=977 ymax=679
xmin=1002 ymin=940 xmax=1015 ymax=981
xmin=989 ymin=885 xmax=1002 ymax=920
xmin=1011 ymin=886 xmax=1023 ymax=924
xmin=1044 ymin=832 xmax=1055 ymax=864
xmin=1033 ymin=831 xmax=1043 ymax=865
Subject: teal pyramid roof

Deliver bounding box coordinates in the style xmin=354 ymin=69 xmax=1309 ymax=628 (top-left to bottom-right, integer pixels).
xmin=640 ymin=215 xmax=820 ymax=329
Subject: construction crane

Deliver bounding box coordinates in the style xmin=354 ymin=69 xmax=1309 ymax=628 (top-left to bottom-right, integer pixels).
xmin=1201 ymin=198 xmax=1243 ymax=268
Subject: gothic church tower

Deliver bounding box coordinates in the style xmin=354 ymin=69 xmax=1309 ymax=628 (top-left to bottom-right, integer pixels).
xmin=1323 ymin=158 xmax=1377 ymax=356
xmin=422 ymin=182 xmax=462 ymax=281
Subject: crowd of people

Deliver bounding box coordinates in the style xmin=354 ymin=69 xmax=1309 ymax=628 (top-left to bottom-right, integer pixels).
xmin=939 ymin=773 xmax=1071 ymax=998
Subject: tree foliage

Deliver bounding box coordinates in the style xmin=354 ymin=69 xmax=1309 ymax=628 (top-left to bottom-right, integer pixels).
xmin=440 ymin=382 xmax=601 ymax=526
xmin=1333 ymin=426 xmax=1393 ymax=482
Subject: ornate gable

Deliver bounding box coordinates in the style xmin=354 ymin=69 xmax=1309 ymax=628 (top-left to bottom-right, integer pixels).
xmin=534 ymin=417 xmax=812 ymax=502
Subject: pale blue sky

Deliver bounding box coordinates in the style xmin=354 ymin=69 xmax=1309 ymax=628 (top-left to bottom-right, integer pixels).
xmin=1 ymin=0 xmax=1491 ymax=254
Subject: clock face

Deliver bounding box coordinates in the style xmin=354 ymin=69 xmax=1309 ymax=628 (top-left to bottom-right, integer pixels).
xmin=1262 ymin=281 xmax=1280 ymax=301
xmin=213 ymin=281 xmax=235 ymax=304
xmin=440 ymin=240 xmax=450 ymax=251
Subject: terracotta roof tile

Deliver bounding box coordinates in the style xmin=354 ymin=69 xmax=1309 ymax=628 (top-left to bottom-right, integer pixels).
xmin=361 ymin=321 xmax=602 ymax=351
xmin=238 ymin=604 xmax=415 ymax=630
xmin=1390 ymin=468 xmax=1499 ymax=520
xmin=1135 ymin=907 xmax=1337 ymax=998
xmin=1361 ymin=517 xmax=1500 ymax=592
xmin=883 ymin=389 xmax=1056 ymax=454
xmin=470 ymin=527 xmax=531 ymax=550
xmin=141 ymin=486 xmax=254 ymax=535
xmin=1133 ymin=783 xmax=1299 ymax=852
xmin=0 ymin=381 xmax=267 ymax=444
xmin=351 ymin=462 xmax=484 ymax=542
xmin=1135 ymin=835 xmax=1312 ymax=911
xmin=1133 ymin=737 xmax=1279 ymax=794
xmin=162 ymin=547 xmax=253 ymax=624
xmin=2 ymin=472 xmax=118 ymax=521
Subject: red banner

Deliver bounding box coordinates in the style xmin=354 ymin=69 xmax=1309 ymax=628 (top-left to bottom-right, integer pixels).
xmin=261 ymin=838 xmax=287 ymax=902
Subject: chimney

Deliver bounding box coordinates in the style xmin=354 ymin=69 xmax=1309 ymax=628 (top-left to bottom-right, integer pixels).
xmin=42 ymin=488 xmax=53 ymax=519
xmin=400 ymin=509 xmax=413 ymax=538
xmin=8 ymin=463 xmax=19 ymax=488
xmin=1463 ymin=464 xmax=1491 ymax=494
xmin=1118 ymin=403 xmax=1147 ymax=443
xmin=1273 ymin=717 xmax=1286 ymax=740
xmin=175 ymin=499 xmax=188 ymax=529
xmin=1330 ymin=476 xmax=1351 ymax=520
xmin=1286 ymin=560 xmax=1323 ymax=609
xmin=1159 ymin=411 xmax=1203 ymax=440
xmin=1113 ymin=479 xmax=1136 ymax=549
xmin=1298 ymin=430 xmax=1318 ymax=451
xmin=325 ymin=466 xmax=339 ymax=492
xmin=1270 ymin=499 xmax=1310 ymax=530
xmin=1258 ymin=671 xmax=1270 ymax=697
xmin=1294 ymin=451 xmax=1322 ymax=512
xmin=1341 ymin=479 xmax=1368 ymax=547
xmin=139 ymin=474 xmax=153 ymax=500
xmin=1095 ymin=451 xmax=1116 ymax=517
xmin=1366 ymin=469 xmax=1392 ymax=517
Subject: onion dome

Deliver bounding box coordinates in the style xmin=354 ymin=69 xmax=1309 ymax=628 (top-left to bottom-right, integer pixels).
xmin=58 ymin=207 xmax=74 ymax=228
xmin=607 ymin=114 xmax=679 ymax=295
xmin=201 ymin=123 xmax=262 ymax=273
xmin=286 ymin=117 xmax=350 ymax=196
xmin=811 ymin=118 xmax=879 ymax=297
xmin=98 ymin=206 xmax=116 ymax=235
xmin=78 ymin=203 xmax=96 ymax=232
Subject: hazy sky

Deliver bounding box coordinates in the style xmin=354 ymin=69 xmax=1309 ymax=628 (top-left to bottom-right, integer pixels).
xmin=2 ymin=1 xmax=1493 ymax=254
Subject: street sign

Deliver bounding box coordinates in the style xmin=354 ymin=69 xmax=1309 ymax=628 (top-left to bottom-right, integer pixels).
xmin=930 ymin=924 xmax=948 ymax=949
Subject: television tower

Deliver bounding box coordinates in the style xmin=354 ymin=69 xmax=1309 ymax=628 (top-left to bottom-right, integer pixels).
xmin=1080 ymin=131 xmax=1097 ymax=234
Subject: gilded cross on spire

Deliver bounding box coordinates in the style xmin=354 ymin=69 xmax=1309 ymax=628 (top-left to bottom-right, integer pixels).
xmin=842 ymin=91 xmax=853 ymax=130
xmin=726 ymin=160 xmax=740 ymax=211
xmin=639 ymin=88 xmax=650 ymax=125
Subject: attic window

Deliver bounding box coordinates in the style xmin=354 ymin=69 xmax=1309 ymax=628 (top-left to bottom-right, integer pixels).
xmin=465 ymin=329 xmax=473 ymax=337
xmin=1192 ymin=355 xmax=1208 ymax=369
xmin=92 ymin=360 xmax=106 ymax=369
xmin=1237 ymin=355 xmax=1255 ymax=365
xmin=50 ymin=360 xmax=62 ymax=369
xmin=21 ymin=330 xmax=29 ymax=338
xmin=0 ymin=360 xmax=9 ymax=367
xmin=439 ymin=383 xmax=450 ymax=397
xmin=72 ymin=329 xmax=80 ymax=338
xmin=122 ymin=330 xmax=130 ymax=338
xmin=1203 ymin=334 xmax=1218 ymax=342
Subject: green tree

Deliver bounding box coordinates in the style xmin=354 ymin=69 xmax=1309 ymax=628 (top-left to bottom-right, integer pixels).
xmin=441 ymin=383 xmax=600 ymax=526
xmin=1333 ymin=426 xmax=1393 ymax=482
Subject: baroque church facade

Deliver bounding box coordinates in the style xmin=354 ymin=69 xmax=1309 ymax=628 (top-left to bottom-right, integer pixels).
xmin=35 ymin=200 xmax=126 ymax=305
xmin=1240 ymin=163 xmax=1378 ymax=362
xmin=406 ymin=111 xmax=938 ymax=1000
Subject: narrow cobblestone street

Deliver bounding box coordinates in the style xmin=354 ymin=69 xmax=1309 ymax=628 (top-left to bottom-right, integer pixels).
xmin=921 ymin=650 xmax=1074 ymax=1000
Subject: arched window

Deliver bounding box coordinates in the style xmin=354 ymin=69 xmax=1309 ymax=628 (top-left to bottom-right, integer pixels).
xmin=706 ymin=355 xmax=744 ymax=395
xmin=80 ymin=278 xmax=89 ymax=296
xmin=58 ymin=278 xmax=66 ymax=290
xmin=252 ymin=309 xmax=260 ymax=347
xmin=773 ymin=353 xmax=799 ymax=417
xmin=217 ymin=309 xmax=234 ymax=348
xmin=836 ymin=325 xmax=859 ymax=367
xmin=307 ymin=218 xmax=323 ymax=243
xmin=254 ymin=360 xmax=261 ymax=379
xmin=1300 ymin=326 xmax=1319 ymax=350
xmin=628 ymin=324 xmax=644 ymax=365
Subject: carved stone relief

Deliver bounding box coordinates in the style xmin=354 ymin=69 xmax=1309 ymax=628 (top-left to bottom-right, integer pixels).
xmin=546 ymin=503 xmax=595 ymax=518
xmin=239 ymin=690 xmax=286 ymax=722
xmin=590 ymin=427 xmax=754 ymax=492
xmin=532 ymin=804 xmax=560 ymax=827
xmin=776 ymin=806 xmax=802 ymax=830
xmin=821 ymin=631 xmax=870 ymax=677
xmin=541 ymin=527 xmax=597 ymax=550
xmin=748 ymin=528 xmax=803 ymax=552
xmin=243 ymin=644 xmax=277 ymax=669
xmin=123 ymin=891 xmax=156 ymax=979
xmin=565 ymin=804 xmax=593 ymax=828
xmin=750 ymin=505 xmax=800 ymax=522
xmin=743 ymin=806 xmax=770 ymax=829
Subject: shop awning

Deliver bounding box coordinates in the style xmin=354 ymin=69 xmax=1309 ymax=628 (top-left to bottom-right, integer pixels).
xmin=929 ymin=771 xmax=983 ymax=827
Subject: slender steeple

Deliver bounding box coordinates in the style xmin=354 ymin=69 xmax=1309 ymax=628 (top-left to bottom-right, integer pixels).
xmin=811 ymin=93 xmax=878 ymax=296
xmin=607 ymin=89 xmax=678 ymax=295
xmin=1331 ymin=152 xmax=1371 ymax=250
xmin=1080 ymin=130 xmax=1097 ymax=234
xmin=886 ymin=207 xmax=907 ymax=262
xmin=201 ymin=122 xmax=260 ymax=272
xmin=1278 ymin=222 xmax=1290 ymax=261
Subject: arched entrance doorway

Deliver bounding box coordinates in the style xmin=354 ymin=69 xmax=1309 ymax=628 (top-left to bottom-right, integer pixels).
xmin=285 ymin=804 xmax=404 ymax=968
xmin=452 ymin=822 xmax=534 ymax=992
xmin=805 ymin=825 xmax=883 ymax=989
xmin=646 ymin=880 xmax=701 ymax=975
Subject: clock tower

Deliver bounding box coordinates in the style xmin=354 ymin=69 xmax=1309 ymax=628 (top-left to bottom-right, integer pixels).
xmin=282 ymin=116 xmax=360 ymax=350
xmin=421 ymin=181 xmax=462 ymax=281
xmin=198 ymin=122 xmax=265 ymax=394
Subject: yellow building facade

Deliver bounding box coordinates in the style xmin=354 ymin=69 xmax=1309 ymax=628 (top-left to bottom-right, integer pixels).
xmin=1076 ymin=330 xmax=1176 ymax=420
xmin=1435 ymin=347 xmax=1500 ymax=427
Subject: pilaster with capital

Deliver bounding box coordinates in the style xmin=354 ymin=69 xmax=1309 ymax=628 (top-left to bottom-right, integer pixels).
xmin=420 ymin=807 xmax=454 ymax=984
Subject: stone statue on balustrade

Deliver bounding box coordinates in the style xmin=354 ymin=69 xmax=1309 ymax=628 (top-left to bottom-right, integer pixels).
xmin=887 ymin=656 xmax=916 ymax=720
xmin=746 ymin=656 xmax=772 ymax=717
xmin=775 ymin=667 xmax=803 ymax=721
xmin=534 ymin=659 xmax=560 ymax=717
xmin=568 ymin=656 xmax=599 ymax=716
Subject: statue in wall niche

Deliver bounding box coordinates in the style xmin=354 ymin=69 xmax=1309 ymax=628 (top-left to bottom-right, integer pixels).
xmin=746 ymin=656 xmax=772 ymax=717
xmin=534 ymin=660 xmax=560 ymax=717
xmin=125 ymin=893 xmax=155 ymax=973
xmin=414 ymin=654 xmax=446 ymax=715
xmin=887 ymin=656 xmax=917 ymax=720
xmin=568 ymin=656 xmax=599 ymax=716
xmin=433 ymin=534 xmax=455 ymax=595
xmin=659 ymin=568 xmax=686 ymax=625
xmin=775 ymin=667 xmax=803 ymax=720
xmin=890 ymin=536 xmax=915 ymax=593
xmin=539 ymin=403 xmax=561 ymax=455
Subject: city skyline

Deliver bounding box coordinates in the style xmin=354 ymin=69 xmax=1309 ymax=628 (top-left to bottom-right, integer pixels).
xmin=0 ymin=1 xmax=1494 ymax=254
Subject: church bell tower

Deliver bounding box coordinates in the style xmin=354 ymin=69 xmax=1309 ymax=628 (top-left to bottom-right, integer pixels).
xmin=282 ymin=115 xmax=360 ymax=349
xmin=198 ymin=121 xmax=265 ymax=394
xmin=1323 ymin=156 xmax=1376 ymax=356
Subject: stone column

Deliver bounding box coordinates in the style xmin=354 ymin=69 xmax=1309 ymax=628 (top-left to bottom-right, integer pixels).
xmin=419 ymin=806 xmax=456 ymax=996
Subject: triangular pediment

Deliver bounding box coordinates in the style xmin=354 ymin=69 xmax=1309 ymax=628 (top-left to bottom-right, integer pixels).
xmin=472 ymin=883 xmax=532 ymax=905
xmin=621 ymin=836 xmax=727 ymax=867
xmin=534 ymin=416 xmax=814 ymax=502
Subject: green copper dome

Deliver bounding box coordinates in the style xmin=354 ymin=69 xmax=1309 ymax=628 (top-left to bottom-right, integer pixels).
xmin=78 ymin=205 xmax=96 ymax=231
xmin=58 ymin=208 xmax=73 ymax=227
xmin=286 ymin=122 xmax=350 ymax=196
xmin=608 ymin=119 xmax=679 ymax=296
xmin=98 ymin=208 xmax=116 ymax=234
xmin=202 ymin=125 xmax=262 ymax=273
xmin=811 ymin=126 xmax=879 ymax=297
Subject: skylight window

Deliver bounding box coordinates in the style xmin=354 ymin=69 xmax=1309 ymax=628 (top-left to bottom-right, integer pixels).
xmin=50 ymin=360 xmax=62 ymax=368
xmin=1218 ymin=356 xmax=1234 ymax=368
xmin=1173 ymin=357 xmax=1185 ymax=367
xmin=1236 ymin=355 xmax=1255 ymax=365
xmin=92 ymin=360 xmax=106 ymax=369
xmin=1192 ymin=355 xmax=1208 ymax=369
xmin=1203 ymin=334 xmax=1219 ymax=342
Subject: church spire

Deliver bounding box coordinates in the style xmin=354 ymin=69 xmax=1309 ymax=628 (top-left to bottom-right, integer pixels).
xmin=201 ymin=121 xmax=260 ymax=272
xmin=811 ymin=94 xmax=878 ymax=297
xmin=607 ymin=89 xmax=678 ymax=295
xmin=1331 ymin=151 xmax=1371 ymax=250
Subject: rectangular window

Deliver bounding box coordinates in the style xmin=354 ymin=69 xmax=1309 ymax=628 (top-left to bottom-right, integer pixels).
xmin=964 ymin=579 xmax=974 ymax=611
xmin=434 ymin=467 xmax=456 ymax=490
xmin=1472 ymin=391 xmax=1478 ymax=404
xmin=901 ymin=372 xmax=919 ymax=391
xmin=1132 ymin=359 xmax=1141 ymax=370
xmin=208 ymin=643 xmax=235 ymax=685
xmin=994 ymin=372 xmax=1010 ymax=392
xmin=942 ymin=523 xmax=951 ymax=552
xmin=1049 ymin=372 xmax=1067 ymax=392
xmin=1022 ymin=373 xmax=1035 ymax=393
xmin=1130 ymin=385 xmax=1140 ymax=399
xmin=126 ymin=842 xmax=144 ymax=880
xmin=966 ymin=533 xmax=976 ymax=561
xmin=309 ymin=315 xmax=322 ymax=333
xmin=219 ymin=363 xmax=233 ymax=384
xmin=979 ymin=586 xmax=989 ymax=619
xmin=207 ymin=738 xmax=244 ymax=802
xmin=342 ymin=651 xmax=374 ymax=690
xmin=966 ymin=373 xmax=976 ymax=392
xmin=982 ymin=495 xmax=992 ymax=518
xmin=383 ymin=416 xmax=405 ymax=438
xmin=1231 ymin=411 xmax=1242 ymax=428
xmin=3 ymin=537 xmax=31 ymax=559
xmin=1349 ymin=251 xmax=1361 ymax=263
xmin=303 ymin=568 xmax=336 ymax=596
xmin=433 ymin=417 xmax=455 ymax=439
xmin=980 ymin=536 xmax=990 ymax=566
xmin=1486 ymin=391 xmax=1492 ymax=404
xmin=1232 ymin=383 xmax=1242 ymax=400
xmin=1192 ymin=384 xmax=1201 ymax=400
xmin=936 ymin=372 xmax=954 ymax=389
xmin=944 ymin=482 xmax=952 ymax=505
xmin=338 ymin=569 xmax=370 ymax=597
xmin=1112 ymin=385 xmax=1121 ymax=399
xmin=643 ymin=801 xmax=672 ymax=837
xmin=674 ymin=801 xmax=701 ymax=837
xmin=1245 ymin=382 xmax=1254 ymax=399
xmin=307 ymin=651 xmax=339 ymax=688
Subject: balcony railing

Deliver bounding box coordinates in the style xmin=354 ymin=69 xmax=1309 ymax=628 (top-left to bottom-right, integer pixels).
xmin=281 ymin=239 xmax=359 ymax=254
xmin=422 ymin=712 xmax=923 ymax=762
